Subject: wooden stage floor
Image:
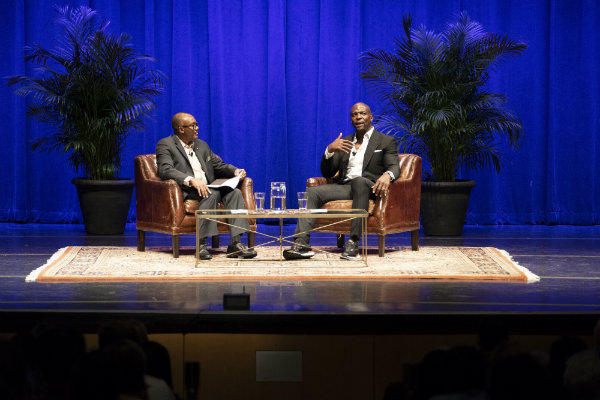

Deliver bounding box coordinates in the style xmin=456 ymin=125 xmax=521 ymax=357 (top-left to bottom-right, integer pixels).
xmin=1 ymin=223 xmax=599 ymax=335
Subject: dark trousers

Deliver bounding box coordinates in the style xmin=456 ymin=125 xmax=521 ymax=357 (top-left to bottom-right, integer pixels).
xmin=192 ymin=188 xmax=250 ymax=240
xmin=293 ymin=176 xmax=375 ymax=244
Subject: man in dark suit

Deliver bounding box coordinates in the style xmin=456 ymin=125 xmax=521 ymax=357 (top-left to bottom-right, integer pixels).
xmin=283 ymin=103 xmax=400 ymax=260
xmin=156 ymin=112 xmax=256 ymax=260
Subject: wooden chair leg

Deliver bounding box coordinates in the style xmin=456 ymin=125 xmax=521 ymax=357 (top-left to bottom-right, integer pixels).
xmin=378 ymin=235 xmax=385 ymax=257
xmin=248 ymin=231 xmax=255 ymax=248
xmin=172 ymin=234 xmax=180 ymax=258
xmin=137 ymin=230 xmax=145 ymax=252
xmin=211 ymin=235 xmax=220 ymax=248
xmin=337 ymin=234 xmax=345 ymax=248
xmin=411 ymin=230 xmax=419 ymax=251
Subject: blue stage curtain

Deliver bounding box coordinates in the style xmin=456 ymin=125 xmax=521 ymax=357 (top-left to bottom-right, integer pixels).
xmin=1 ymin=0 xmax=598 ymax=224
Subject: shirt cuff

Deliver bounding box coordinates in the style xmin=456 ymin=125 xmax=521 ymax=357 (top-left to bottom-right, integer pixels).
xmin=324 ymin=147 xmax=334 ymax=159
xmin=385 ymin=171 xmax=395 ymax=181
xmin=184 ymin=176 xmax=193 ymax=186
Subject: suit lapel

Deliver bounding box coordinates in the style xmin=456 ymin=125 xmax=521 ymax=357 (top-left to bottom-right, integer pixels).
xmin=172 ymin=135 xmax=207 ymax=177
xmin=339 ymin=152 xmax=350 ymax=181
xmin=338 ymin=134 xmax=353 ymax=180
xmin=194 ymin=140 xmax=207 ymax=172
xmin=193 ymin=140 xmax=212 ymax=181
xmin=362 ymin=130 xmax=381 ymax=174
xmin=172 ymin=135 xmax=191 ymax=166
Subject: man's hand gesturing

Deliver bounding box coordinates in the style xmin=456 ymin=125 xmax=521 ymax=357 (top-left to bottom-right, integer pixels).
xmin=327 ymin=133 xmax=354 ymax=154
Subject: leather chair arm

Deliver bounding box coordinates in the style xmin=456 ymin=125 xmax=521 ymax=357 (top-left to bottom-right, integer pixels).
xmin=136 ymin=178 xmax=186 ymax=225
xmin=238 ymin=177 xmax=256 ymax=213
xmin=380 ymin=156 xmax=421 ymax=226
xmin=307 ymin=177 xmax=337 ymax=188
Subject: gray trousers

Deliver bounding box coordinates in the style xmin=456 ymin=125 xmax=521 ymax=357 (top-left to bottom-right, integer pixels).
xmin=293 ymin=176 xmax=375 ymax=244
xmin=193 ymin=188 xmax=250 ymax=240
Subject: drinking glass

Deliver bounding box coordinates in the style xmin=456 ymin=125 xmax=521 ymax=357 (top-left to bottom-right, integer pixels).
xmin=270 ymin=182 xmax=286 ymax=211
xmin=254 ymin=192 xmax=265 ymax=210
xmin=297 ymin=191 xmax=307 ymax=210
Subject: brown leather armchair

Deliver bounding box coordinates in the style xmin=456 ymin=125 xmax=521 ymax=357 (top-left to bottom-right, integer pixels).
xmin=134 ymin=154 xmax=256 ymax=258
xmin=306 ymin=154 xmax=421 ymax=257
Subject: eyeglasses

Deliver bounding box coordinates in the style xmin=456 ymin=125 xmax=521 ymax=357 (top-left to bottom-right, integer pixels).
xmin=181 ymin=122 xmax=198 ymax=129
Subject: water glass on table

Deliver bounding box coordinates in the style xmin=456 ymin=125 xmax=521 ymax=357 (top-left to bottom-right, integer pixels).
xmin=254 ymin=192 xmax=265 ymax=210
xmin=297 ymin=191 xmax=307 ymax=210
xmin=270 ymin=182 xmax=286 ymax=211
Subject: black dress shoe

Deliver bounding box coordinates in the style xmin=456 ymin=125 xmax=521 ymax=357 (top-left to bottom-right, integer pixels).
xmin=197 ymin=244 xmax=212 ymax=260
xmin=283 ymin=242 xmax=315 ymax=260
xmin=226 ymin=242 xmax=257 ymax=259
xmin=340 ymin=239 xmax=360 ymax=260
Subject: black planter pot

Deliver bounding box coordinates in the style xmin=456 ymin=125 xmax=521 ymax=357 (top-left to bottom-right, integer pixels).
xmin=420 ymin=180 xmax=476 ymax=236
xmin=72 ymin=178 xmax=134 ymax=235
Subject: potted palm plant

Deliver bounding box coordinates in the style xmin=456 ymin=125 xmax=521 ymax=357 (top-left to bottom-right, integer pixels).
xmin=359 ymin=12 xmax=527 ymax=235
xmin=6 ymin=5 xmax=164 ymax=234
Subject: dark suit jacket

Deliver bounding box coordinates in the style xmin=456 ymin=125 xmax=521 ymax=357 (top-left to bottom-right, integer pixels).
xmin=156 ymin=134 xmax=238 ymax=200
xmin=320 ymin=129 xmax=400 ymax=183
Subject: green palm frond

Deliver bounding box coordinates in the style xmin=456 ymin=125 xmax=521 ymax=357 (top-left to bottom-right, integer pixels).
xmin=5 ymin=5 xmax=164 ymax=180
xmin=360 ymin=12 xmax=526 ymax=181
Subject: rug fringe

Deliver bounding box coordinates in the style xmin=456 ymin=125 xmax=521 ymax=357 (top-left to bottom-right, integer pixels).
xmin=497 ymin=249 xmax=540 ymax=283
xmin=26 ymin=247 xmax=70 ymax=282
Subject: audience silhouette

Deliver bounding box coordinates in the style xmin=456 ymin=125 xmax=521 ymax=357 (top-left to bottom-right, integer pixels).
xmin=2 ymin=324 xmax=86 ymax=400
xmin=561 ymin=318 xmax=600 ymax=400
xmin=97 ymin=319 xmax=177 ymax=400
xmin=548 ymin=335 xmax=587 ymax=400
xmin=2 ymin=317 xmax=600 ymax=400
xmin=69 ymin=338 xmax=149 ymax=400
xmin=0 ymin=319 xmax=178 ymax=400
xmin=383 ymin=317 xmax=600 ymax=400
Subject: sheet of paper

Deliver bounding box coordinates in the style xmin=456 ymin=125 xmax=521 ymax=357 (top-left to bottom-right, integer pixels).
xmin=207 ymin=175 xmax=241 ymax=189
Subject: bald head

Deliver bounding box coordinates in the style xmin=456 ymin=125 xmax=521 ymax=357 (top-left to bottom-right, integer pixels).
xmin=172 ymin=112 xmax=198 ymax=144
xmin=351 ymin=102 xmax=371 ymax=114
xmin=172 ymin=112 xmax=193 ymax=132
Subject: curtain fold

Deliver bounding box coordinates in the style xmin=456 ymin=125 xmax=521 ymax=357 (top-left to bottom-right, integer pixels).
xmin=0 ymin=0 xmax=598 ymax=224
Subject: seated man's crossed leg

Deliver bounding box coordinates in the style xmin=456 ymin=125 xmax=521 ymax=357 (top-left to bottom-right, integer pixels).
xmin=195 ymin=188 xmax=256 ymax=260
xmin=283 ymin=176 xmax=374 ymax=261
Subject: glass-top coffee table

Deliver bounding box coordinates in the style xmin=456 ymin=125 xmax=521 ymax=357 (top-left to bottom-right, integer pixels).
xmin=195 ymin=209 xmax=368 ymax=265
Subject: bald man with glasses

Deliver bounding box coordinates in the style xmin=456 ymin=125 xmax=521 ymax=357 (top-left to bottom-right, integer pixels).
xmin=156 ymin=112 xmax=256 ymax=260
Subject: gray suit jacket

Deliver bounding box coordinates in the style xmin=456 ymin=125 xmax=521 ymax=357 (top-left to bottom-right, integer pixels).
xmin=320 ymin=129 xmax=400 ymax=183
xmin=156 ymin=135 xmax=238 ymax=200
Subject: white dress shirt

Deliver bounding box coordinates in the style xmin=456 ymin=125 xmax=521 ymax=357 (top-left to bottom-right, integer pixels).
xmin=179 ymin=138 xmax=207 ymax=186
xmin=324 ymin=127 xmax=395 ymax=181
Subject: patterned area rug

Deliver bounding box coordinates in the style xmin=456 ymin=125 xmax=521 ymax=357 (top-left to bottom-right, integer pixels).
xmin=26 ymin=246 xmax=539 ymax=282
